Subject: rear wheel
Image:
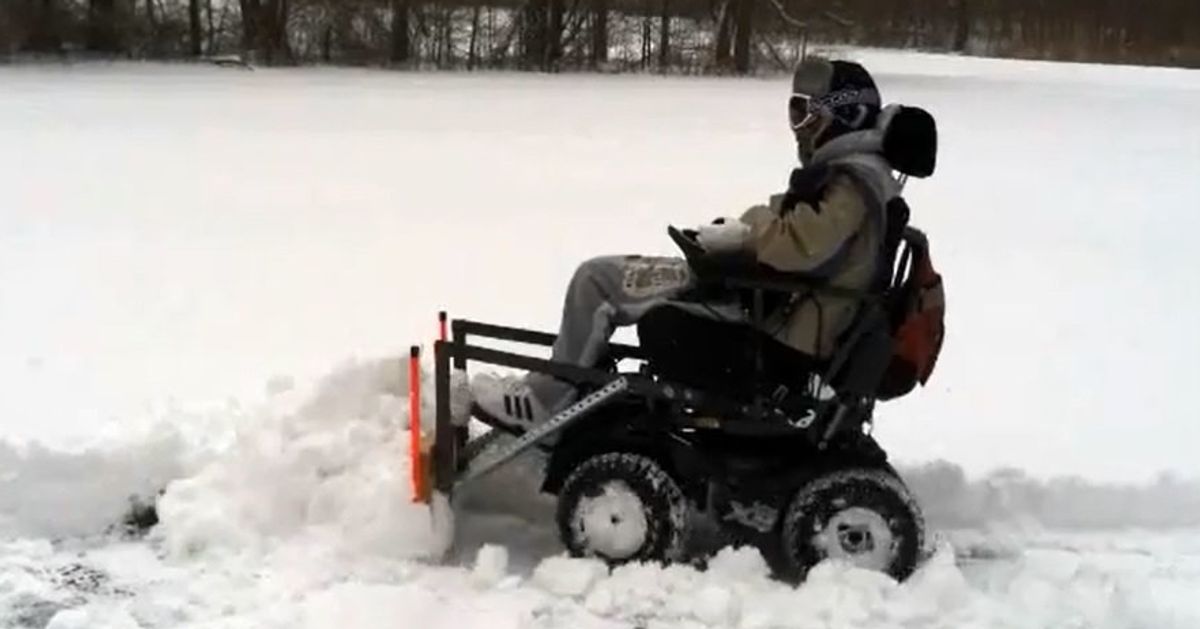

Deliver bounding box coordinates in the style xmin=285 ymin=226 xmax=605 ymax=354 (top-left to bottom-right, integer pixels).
xmin=780 ymin=467 xmax=924 ymax=581
xmin=556 ymin=452 xmax=690 ymax=564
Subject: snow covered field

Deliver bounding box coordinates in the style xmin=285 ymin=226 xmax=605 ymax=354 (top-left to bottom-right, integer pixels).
xmin=2 ymin=49 xmax=1200 ymax=627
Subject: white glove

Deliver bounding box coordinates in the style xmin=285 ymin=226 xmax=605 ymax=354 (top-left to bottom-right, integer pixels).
xmin=695 ymin=218 xmax=749 ymax=253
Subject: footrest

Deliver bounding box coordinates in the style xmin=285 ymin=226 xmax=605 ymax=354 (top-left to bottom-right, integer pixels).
xmin=456 ymin=377 xmax=631 ymax=488
xmin=460 ymin=426 xmax=512 ymax=462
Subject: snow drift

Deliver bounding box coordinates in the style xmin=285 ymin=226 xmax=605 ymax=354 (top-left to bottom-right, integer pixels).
xmin=5 ymin=356 xmax=1200 ymax=550
xmin=2 ymin=356 xmax=1200 ymax=628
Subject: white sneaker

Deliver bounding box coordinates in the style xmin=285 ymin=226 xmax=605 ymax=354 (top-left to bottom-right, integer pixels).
xmin=470 ymin=372 xmax=552 ymax=430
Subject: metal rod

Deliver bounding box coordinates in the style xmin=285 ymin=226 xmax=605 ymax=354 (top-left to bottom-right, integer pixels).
xmin=454 ymin=319 xmax=645 ymax=360
xmin=457 ymin=377 xmax=631 ymax=487
xmin=448 ymin=315 xmax=468 ymax=449
xmin=433 ymin=340 xmax=454 ymax=493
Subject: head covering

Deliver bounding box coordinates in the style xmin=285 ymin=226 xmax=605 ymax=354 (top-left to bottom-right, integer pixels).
xmin=789 ymin=58 xmax=882 ymax=163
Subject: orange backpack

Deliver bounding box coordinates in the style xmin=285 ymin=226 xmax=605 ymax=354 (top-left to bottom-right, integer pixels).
xmin=878 ymin=229 xmax=945 ymax=400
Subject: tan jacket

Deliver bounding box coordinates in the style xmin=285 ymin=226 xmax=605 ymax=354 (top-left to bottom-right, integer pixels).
xmin=738 ymin=167 xmax=888 ymax=358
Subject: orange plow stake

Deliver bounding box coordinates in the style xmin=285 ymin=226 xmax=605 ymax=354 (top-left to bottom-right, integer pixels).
xmin=409 ymin=345 xmax=431 ymax=504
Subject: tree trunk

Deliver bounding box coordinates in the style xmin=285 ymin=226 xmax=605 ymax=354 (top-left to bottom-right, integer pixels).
xmin=272 ymin=0 xmax=290 ymax=63
xmin=390 ymin=0 xmax=409 ymax=63
xmin=144 ymin=0 xmax=159 ymax=56
xmin=641 ymin=14 xmax=650 ymax=68
xmin=432 ymin=9 xmax=442 ymax=66
xmin=658 ymin=0 xmax=670 ymax=71
xmin=188 ymin=0 xmax=202 ymax=56
xmin=546 ymin=0 xmax=563 ymax=70
xmin=715 ymin=0 xmax=733 ymax=69
xmin=240 ymin=0 xmax=289 ymax=64
xmin=590 ymin=0 xmax=607 ymax=67
xmin=86 ymin=0 xmax=121 ymax=53
xmin=239 ymin=0 xmax=258 ymax=55
xmin=953 ymin=0 xmax=970 ymax=52
xmin=25 ymin=0 xmax=62 ymax=52
xmin=206 ymin=0 xmax=215 ymax=53
xmin=468 ymin=4 xmax=481 ymax=69
xmin=441 ymin=7 xmax=452 ymax=67
xmin=733 ymin=0 xmax=754 ymax=74
xmin=521 ymin=0 xmax=546 ymax=69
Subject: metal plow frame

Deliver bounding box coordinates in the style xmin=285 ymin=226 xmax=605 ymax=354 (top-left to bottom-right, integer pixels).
xmin=411 ymin=315 xmax=855 ymax=509
xmin=417 ymin=318 xmax=651 ymax=505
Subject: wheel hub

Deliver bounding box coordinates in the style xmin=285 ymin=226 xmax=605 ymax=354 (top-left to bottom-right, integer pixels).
xmin=572 ymin=481 xmax=649 ymax=560
xmin=812 ymin=506 xmax=897 ymax=571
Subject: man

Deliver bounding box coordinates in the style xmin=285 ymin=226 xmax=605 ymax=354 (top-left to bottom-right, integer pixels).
xmin=471 ymin=57 xmax=900 ymax=429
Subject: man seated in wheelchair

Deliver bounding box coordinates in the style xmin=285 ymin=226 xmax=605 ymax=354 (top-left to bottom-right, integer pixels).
xmin=472 ymin=57 xmax=933 ymax=429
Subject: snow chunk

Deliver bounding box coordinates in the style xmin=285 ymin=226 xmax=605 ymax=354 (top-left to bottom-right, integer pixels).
xmin=532 ymin=556 xmax=608 ymax=597
xmin=693 ymin=584 xmax=740 ymax=626
xmin=46 ymin=605 xmax=139 ymax=629
xmin=472 ymin=545 xmax=510 ymax=588
xmin=705 ymin=546 xmax=771 ymax=582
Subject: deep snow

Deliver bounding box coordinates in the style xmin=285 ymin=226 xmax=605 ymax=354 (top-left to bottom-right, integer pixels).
xmin=2 ymin=48 xmax=1200 ymax=628
xmin=2 ymin=357 xmax=1200 ymax=629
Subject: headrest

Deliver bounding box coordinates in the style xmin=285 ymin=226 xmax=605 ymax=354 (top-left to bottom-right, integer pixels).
xmin=881 ymin=105 xmax=937 ymax=178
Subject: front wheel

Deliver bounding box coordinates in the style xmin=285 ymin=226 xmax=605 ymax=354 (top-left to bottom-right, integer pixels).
xmin=556 ymin=452 xmax=690 ymax=565
xmin=780 ymin=467 xmax=925 ymax=581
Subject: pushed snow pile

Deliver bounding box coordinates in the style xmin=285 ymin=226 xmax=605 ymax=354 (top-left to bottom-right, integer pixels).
xmin=0 ymin=352 xmax=465 ymax=560
xmin=0 ymin=425 xmax=188 ymax=539
xmin=152 ymin=357 xmax=449 ymax=561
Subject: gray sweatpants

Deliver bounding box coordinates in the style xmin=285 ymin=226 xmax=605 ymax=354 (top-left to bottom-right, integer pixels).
xmin=527 ymin=255 xmax=742 ymax=411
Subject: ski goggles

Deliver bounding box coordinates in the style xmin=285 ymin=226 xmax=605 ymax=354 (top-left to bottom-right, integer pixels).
xmin=788 ymin=93 xmax=820 ymax=131
xmin=789 ymin=87 xmax=880 ymax=130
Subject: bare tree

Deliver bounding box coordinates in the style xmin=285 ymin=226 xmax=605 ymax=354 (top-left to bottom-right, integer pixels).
xmin=189 ymin=0 xmax=202 ymax=56
xmin=467 ymin=4 xmax=481 ymax=69
xmin=206 ymin=0 xmax=216 ymax=53
xmin=658 ymin=0 xmax=670 ymax=71
xmin=4 ymin=0 xmax=1197 ymax=70
xmin=953 ymin=0 xmax=969 ymax=52
xmin=590 ymin=0 xmax=607 ymax=67
xmin=239 ymin=0 xmax=290 ymax=64
xmin=86 ymin=0 xmax=121 ymax=53
xmin=733 ymin=0 xmax=753 ymax=73
xmin=714 ymin=0 xmax=733 ymax=69
xmin=25 ymin=0 xmax=63 ymax=52
xmin=390 ymin=0 xmax=409 ymax=63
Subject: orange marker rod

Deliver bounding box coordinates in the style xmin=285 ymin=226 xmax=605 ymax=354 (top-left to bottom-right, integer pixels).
xmin=408 ymin=345 xmax=427 ymax=503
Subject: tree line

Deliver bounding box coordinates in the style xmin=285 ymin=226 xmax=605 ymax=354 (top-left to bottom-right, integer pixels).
xmin=2 ymin=0 xmax=1197 ymax=71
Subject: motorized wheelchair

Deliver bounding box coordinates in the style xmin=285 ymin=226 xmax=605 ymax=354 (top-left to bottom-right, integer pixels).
xmin=424 ymin=105 xmax=940 ymax=582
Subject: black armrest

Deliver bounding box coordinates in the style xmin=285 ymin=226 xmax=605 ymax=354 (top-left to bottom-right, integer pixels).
xmin=667 ymin=225 xmax=874 ymax=301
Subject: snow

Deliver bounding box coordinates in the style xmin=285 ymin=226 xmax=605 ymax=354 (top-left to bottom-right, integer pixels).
xmin=532 ymin=556 xmax=610 ymax=597
xmin=1 ymin=49 xmax=1199 ymax=628
xmin=470 ymin=544 xmax=510 ymax=587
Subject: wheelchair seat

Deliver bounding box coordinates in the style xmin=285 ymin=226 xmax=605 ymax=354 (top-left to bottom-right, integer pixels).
xmin=635 ymin=304 xmax=822 ymax=402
